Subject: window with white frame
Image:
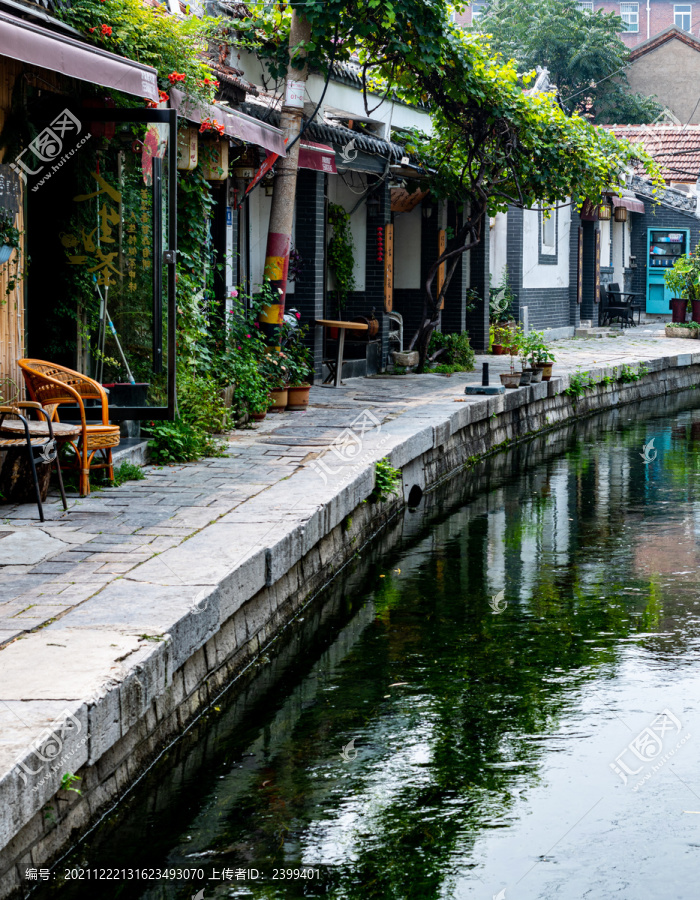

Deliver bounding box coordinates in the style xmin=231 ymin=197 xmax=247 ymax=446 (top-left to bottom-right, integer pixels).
xmin=471 ymin=0 xmax=487 ymax=18
xmin=542 ymin=209 xmax=556 ymax=252
xmin=578 ymin=1 xmax=594 ymax=12
xmin=620 ymin=2 xmax=639 ymax=31
xmin=675 ymin=4 xmax=692 ymax=29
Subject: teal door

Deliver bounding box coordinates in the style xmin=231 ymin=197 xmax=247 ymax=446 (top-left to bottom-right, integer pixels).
xmin=647 ymin=228 xmax=689 ymax=314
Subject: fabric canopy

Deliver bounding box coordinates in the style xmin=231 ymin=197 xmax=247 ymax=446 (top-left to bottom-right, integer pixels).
xmin=612 ymin=195 xmax=645 ymax=214
xmin=298 ymin=141 xmax=337 ymax=173
xmin=170 ymin=89 xmax=286 ymax=155
xmin=0 ymin=10 xmax=158 ymax=100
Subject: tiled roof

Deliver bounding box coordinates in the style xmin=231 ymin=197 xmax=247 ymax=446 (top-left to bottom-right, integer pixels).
xmin=629 ymin=174 xmax=697 ymax=213
xmin=240 ymin=100 xmax=408 ymax=161
xmin=604 ymin=124 xmax=700 ymax=182
xmin=629 ymin=24 xmax=700 ymax=61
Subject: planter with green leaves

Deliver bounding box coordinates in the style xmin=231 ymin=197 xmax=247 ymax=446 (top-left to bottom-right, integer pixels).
xmin=526 ymin=330 xmax=556 ymax=380
xmin=664 ymin=253 xmax=700 ymax=322
xmin=0 ymin=210 xmax=22 ymax=296
xmin=282 ymin=320 xmax=314 ymax=410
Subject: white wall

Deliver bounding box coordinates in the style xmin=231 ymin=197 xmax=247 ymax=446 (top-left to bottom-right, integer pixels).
xmin=522 ymin=204 xmax=571 ymax=290
xmin=327 ymin=174 xmax=367 ymax=291
xmin=600 ymin=218 xmax=611 ymax=268
xmin=393 ymin=204 xmax=421 ymax=289
xmin=248 ymin=187 xmax=273 ymax=293
xmin=489 ymin=212 xmax=508 ymax=289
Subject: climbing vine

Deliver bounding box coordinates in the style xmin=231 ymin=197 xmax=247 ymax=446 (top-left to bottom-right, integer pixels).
xmin=327 ymin=202 xmax=355 ymax=312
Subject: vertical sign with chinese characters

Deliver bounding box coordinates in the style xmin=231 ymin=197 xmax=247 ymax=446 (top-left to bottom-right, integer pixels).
xmin=62 ymin=172 xmax=122 ymax=286
xmin=384 ymin=223 xmax=394 ymax=312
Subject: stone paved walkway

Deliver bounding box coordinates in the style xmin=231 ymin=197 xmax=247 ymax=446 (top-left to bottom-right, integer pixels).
xmin=0 ymin=324 xmax=695 ymax=647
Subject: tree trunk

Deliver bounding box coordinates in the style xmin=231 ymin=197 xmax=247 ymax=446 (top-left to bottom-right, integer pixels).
xmin=259 ymin=11 xmax=311 ymax=345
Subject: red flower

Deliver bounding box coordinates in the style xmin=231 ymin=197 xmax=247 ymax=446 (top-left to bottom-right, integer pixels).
xmin=88 ymin=26 xmax=95 ymax=32
xmin=295 ymin=312 xmax=300 ymax=319
xmin=101 ymin=24 xmax=112 ymax=35
xmin=158 ymin=90 xmax=168 ymax=103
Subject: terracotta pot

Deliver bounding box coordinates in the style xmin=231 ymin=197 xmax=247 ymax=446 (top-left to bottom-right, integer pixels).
xmin=287 ymin=383 xmax=311 ymax=410
xmin=268 ymin=388 xmax=288 ymax=412
xmin=491 ymin=344 xmax=504 ymax=355
xmin=250 ymin=410 xmax=267 ymax=421
xmin=670 ymin=297 xmax=688 ymax=323
xmin=500 ymin=373 xmax=521 ymax=388
xmin=540 ymin=363 xmax=553 ymax=381
xmin=692 ymin=300 xmax=700 ymax=324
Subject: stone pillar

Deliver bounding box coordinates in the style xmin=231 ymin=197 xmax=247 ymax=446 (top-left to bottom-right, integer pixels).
xmin=293 ymin=169 xmax=326 ymax=381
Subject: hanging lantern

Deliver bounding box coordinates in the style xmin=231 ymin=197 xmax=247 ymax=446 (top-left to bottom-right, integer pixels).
xmin=597 ymin=203 xmax=612 ymax=220
xmin=614 ymin=205 xmax=628 ymax=222
xmin=201 ymin=138 xmax=229 ymax=181
xmin=177 ymin=126 xmax=198 ymax=171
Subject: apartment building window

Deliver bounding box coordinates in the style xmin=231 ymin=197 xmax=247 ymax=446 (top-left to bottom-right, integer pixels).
xmin=620 ymin=2 xmax=639 ymax=31
xmin=675 ymin=4 xmax=692 ymax=30
xmin=578 ymin=1 xmax=594 ymax=11
xmin=471 ymin=1 xmax=487 ymax=18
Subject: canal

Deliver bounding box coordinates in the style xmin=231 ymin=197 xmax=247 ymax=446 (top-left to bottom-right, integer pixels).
xmin=35 ymin=392 xmax=700 ymax=900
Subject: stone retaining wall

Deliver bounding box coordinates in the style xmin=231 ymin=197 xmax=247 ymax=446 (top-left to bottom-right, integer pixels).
xmin=2 ymin=354 xmax=700 ymax=896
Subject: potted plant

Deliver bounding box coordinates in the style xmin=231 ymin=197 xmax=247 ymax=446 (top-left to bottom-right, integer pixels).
xmin=490 ymin=268 xmax=516 ymax=354
xmin=527 ymin=330 xmax=556 ymax=381
xmin=499 ymin=326 xmax=523 ymax=388
xmin=0 ymin=210 xmax=21 ymax=266
xmin=664 ymin=253 xmax=700 ymax=323
xmin=283 ymin=321 xmax=314 ymax=410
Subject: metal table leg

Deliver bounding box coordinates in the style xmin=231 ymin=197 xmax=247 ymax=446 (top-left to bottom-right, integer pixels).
xmin=335 ymin=328 xmax=346 ymax=388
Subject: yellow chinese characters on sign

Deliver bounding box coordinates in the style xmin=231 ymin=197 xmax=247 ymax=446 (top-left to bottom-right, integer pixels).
xmin=61 ymin=172 xmax=123 ymax=287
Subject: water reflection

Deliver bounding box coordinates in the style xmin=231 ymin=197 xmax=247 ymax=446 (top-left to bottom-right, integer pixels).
xmin=37 ymin=392 xmax=700 ymax=900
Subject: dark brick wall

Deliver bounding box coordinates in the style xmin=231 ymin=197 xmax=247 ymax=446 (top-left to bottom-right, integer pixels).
xmin=629 ymin=205 xmax=700 ymax=307
xmin=568 ymin=208 xmax=582 ymax=329
xmin=293 ymin=169 xmax=326 ymax=380
xmin=580 ymin=221 xmax=598 ymax=324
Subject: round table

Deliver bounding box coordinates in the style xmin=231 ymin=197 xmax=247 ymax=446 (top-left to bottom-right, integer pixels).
xmin=0 ymin=421 xmax=80 ymax=503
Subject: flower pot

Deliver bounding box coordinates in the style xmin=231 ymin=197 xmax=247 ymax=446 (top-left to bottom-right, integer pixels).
xmin=0 ymin=244 xmax=13 ymax=265
xmin=392 ymin=350 xmax=420 ymax=367
xmin=670 ymin=297 xmax=688 ymax=323
xmin=250 ymin=410 xmax=267 ymax=421
xmin=519 ymin=371 xmax=532 ymax=386
xmin=529 ymin=366 xmax=544 ymax=383
xmin=500 ymin=373 xmax=521 ymax=389
xmin=540 ymin=363 xmax=554 ymax=381
xmin=491 ymin=344 xmax=504 ymax=355
xmin=692 ymin=300 xmax=700 ymax=324
xmin=268 ymin=388 xmax=288 ymax=412
xmin=287 ymin=383 xmax=310 ymax=410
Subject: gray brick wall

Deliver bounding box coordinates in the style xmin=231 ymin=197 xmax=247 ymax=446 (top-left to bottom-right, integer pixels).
xmin=293 ymin=169 xmax=326 ymax=381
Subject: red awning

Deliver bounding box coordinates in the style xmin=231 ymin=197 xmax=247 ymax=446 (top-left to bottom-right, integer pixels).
xmin=0 ymin=10 xmax=158 ymax=100
xmin=170 ymin=89 xmax=286 ymax=155
xmin=299 ymin=141 xmax=337 ymax=173
xmin=612 ymin=195 xmax=645 ymax=214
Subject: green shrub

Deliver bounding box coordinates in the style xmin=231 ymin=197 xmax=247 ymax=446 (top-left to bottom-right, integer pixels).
xmin=177 ymin=369 xmax=229 ymax=434
xmin=372 ymin=458 xmax=402 ymax=501
xmin=112 ymin=461 xmax=145 ymax=486
xmin=146 ymin=419 xmax=226 ymax=464
xmin=428 ymin=331 xmax=476 ymax=371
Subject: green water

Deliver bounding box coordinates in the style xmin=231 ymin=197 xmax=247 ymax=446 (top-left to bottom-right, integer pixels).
xmin=35 ymin=394 xmax=700 ymax=899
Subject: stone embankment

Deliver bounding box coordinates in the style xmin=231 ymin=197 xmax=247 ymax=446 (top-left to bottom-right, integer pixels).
xmin=1 ymin=328 xmax=699 ymax=896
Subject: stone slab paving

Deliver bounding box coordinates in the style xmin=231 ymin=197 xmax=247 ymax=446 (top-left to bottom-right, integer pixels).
xmin=0 ymin=324 xmax=692 ymax=647
xmin=1 ymin=323 xmax=699 ymax=862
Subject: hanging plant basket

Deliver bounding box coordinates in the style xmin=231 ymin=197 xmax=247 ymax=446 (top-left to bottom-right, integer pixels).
xmin=0 ymin=245 xmax=13 ymax=265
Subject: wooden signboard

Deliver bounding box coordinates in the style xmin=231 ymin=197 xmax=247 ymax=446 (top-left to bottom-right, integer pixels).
xmin=577 ymin=226 xmax=583 ymax=304
xmin=594 ymin=229 xmax=601 ymax=304
xmin=384 ymin=222 xmax=394 ymax=312
xmin=437 ymin=229 xmax=446 ymax=309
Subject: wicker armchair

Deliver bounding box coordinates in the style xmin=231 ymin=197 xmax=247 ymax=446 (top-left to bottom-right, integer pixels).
xmin=18 ymin=359 xmax=121 ymax=497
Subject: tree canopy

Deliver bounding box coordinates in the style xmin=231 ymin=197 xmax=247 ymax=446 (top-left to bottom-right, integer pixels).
xmin=475 ymin=0 xmax=663 ymax=124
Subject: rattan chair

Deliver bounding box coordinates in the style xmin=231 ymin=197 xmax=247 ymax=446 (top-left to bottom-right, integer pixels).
xmin=18 ymin=359 xmax=121 ymax=497
xmin=0 ymin=402 xmax=67 ymax=521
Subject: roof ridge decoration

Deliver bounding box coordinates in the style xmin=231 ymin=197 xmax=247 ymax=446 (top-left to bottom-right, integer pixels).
xmin=630 ymin=174 xmax=697 ymax=212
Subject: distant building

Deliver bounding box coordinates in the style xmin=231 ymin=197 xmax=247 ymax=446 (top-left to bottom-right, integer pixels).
xmin=626 ymin=26 xmax=700 ymax=123
xmin=456 ymin=1 xmax=700 ymax=48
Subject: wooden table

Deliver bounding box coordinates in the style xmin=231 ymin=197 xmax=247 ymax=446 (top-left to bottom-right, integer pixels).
xmin=316 ymin=319 xmax=369 ymax=387
xmin=0 ymin=420 xmax=81 ymax=441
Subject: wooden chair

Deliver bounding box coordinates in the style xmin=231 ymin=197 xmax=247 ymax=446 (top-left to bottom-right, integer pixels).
xmin=0 ymin=402 xmax=67 ymax=521
xmin=18 ymin=359 xmax=121 ymax=497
